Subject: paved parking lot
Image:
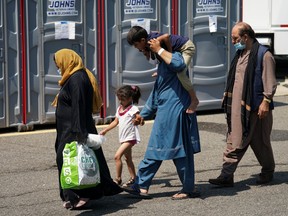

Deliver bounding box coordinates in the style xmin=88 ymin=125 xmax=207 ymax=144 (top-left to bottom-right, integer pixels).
xmin=0 ymin=91 xmax=287 ymax=215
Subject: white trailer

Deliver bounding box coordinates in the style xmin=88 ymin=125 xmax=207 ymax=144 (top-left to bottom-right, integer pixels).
xmin=242 ymin=0 xmax=288 ymax=56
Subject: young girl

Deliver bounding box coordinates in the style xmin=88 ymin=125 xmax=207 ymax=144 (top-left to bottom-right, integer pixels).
xmin=100 ymin=85 xmax=142 ymax=187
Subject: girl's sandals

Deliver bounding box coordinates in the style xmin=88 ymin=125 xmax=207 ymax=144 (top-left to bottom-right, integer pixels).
xmin=113 ymin=177 xmax=122 ymax=186
xmin=122 ymin=178 xmax=135 ymax=187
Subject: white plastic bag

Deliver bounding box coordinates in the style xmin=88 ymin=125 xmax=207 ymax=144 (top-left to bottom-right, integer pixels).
xmin=86 ymin=134 xmax=106 ymax=150
xmin=77 ymin=143 xmax=100 ymax=186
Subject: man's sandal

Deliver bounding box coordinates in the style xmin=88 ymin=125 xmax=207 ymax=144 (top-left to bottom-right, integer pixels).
xmin=122 ymin=184 xmax=152 ymax=199
xmin=171 ymin=191 xmax=201 ymax=200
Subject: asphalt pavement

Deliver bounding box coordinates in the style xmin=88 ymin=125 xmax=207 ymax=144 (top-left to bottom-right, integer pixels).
xmin=0 ymin=87 xmax=287 ymax=216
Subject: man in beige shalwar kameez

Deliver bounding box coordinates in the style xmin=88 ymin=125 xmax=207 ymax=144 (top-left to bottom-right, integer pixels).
xmin=209 ymin=22 xmax=277 ymax=187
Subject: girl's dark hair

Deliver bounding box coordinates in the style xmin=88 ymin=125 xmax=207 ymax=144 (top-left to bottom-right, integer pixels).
xmin=127 ymin=26 xmax=148 ymax=45
xmin=116 ymin=85 xmax=141 ymax=104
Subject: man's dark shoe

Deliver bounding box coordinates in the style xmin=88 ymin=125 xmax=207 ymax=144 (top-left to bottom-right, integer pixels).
xmin=256 ymin=173 xmax=273 ymax=185
xmin=208 ymin=176 xmax=234 ymax=187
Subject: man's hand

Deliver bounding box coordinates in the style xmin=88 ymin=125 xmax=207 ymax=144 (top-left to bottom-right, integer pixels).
xmin=258 ymin=100 xmax=270 ymax=119
xmin=148 ymin=38 xmax=161 ymax=53
xmin=148 ymin=38 xmax=172 ymax=64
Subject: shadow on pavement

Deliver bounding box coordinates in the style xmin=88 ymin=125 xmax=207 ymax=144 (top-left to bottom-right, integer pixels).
xmin=195 ymin=171 xmax=288 ymax=200
xmin=74 ymin=194 xmax=141 ymax=215
xmin=274 ymin=100 xmax=288 ymax=107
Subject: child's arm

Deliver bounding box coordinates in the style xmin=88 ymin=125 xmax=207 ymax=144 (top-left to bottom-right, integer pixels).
xmin=157 ymin=33 xmax=172 ymax=52
xmin=99 ymin=118 xmax=119 ymax=135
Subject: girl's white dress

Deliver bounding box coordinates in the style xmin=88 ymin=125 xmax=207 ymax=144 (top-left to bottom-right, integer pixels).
xmin=115 ymin=105 xmax=140 ymax=144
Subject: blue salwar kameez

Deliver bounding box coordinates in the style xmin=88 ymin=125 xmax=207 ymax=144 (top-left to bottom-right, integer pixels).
xmin=136 ymin=52 xmax=200 ymax=193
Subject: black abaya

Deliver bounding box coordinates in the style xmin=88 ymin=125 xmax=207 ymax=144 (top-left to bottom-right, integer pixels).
xmin=55 ymin=70 xmax=122 ymax=204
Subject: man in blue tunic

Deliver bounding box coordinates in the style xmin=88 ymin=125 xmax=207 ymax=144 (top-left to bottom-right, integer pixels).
xmin=123 ymin=37 xmax=201 ymax=200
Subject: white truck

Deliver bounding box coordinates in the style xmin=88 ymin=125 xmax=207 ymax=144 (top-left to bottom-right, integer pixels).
xmin=242 ymin=0 xmax=288 ymax=57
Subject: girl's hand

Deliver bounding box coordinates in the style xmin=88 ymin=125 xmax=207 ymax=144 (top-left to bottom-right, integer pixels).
xmin=133 ymin=113 xmax=145 ymax=126
xmin=99 ymin=130 xmax=106 ymax=135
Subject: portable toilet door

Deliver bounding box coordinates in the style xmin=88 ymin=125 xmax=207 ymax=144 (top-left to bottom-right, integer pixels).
xmin=0 ymin=0 xmax=23 ymax=130
xmin=178 ymin=0 xmax=242 ymax=111
xmin=103 ymin=0 xmax=172 ymax=121
xmin=0 ymin=0 xmax=5 ymax=128
xmin=23 ymin=0 xmax=100 ymax=127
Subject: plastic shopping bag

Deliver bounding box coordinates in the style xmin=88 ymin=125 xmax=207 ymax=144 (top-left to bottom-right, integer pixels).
xmin=189 ymin=112 xmax=201 ymax=154
xmin=60 ymin=141 xmax=101 ymax=189
xmin=86 ymin=134 xmax=106 ymax=150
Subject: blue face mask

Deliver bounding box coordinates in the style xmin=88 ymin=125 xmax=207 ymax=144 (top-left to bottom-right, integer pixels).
xmin=234 ymin=40 xmax=246 ymax=50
